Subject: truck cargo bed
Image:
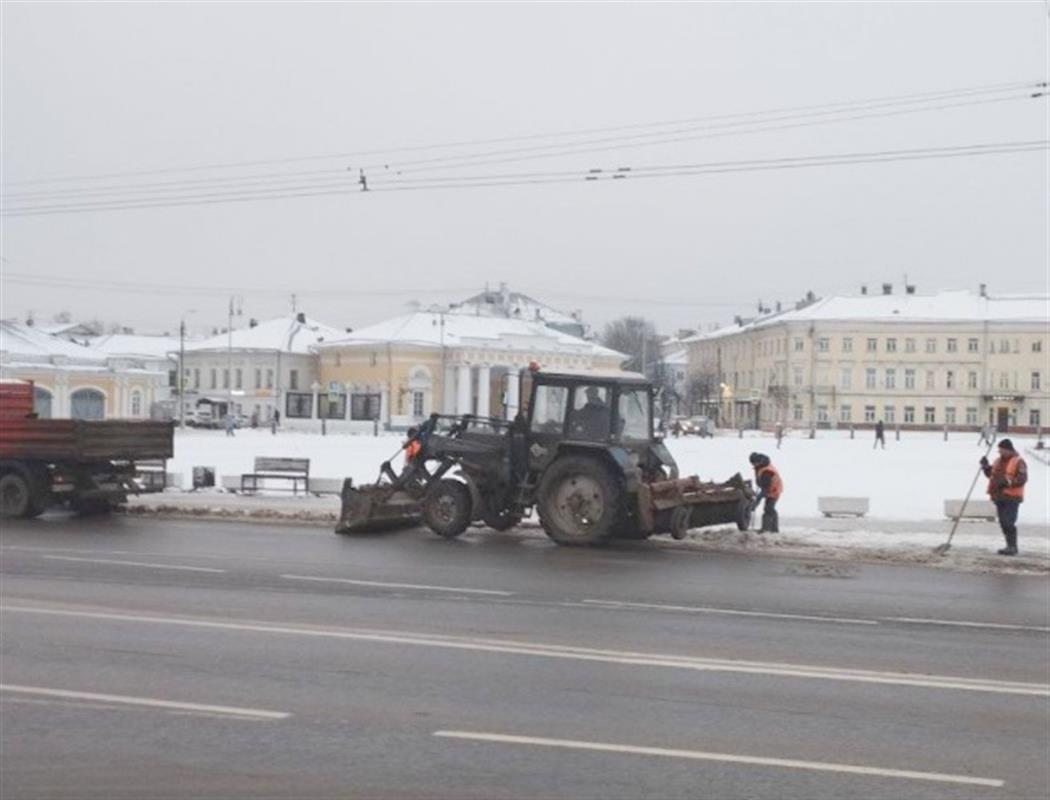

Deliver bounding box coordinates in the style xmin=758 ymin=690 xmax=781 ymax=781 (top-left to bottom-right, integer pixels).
xmin=0 ymin=419 xmax=175 ymax=461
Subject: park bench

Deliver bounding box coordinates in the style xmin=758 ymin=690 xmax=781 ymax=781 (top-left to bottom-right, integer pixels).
xmin=134 ymin=459 xmax=168 ymax=492
xmin=944 ymin=499 xmax=997 ymax=522
xmin=241 ymin=457 xmax=310 ymax=495
xmin=817 ymin=497 xmax=869 ymax=518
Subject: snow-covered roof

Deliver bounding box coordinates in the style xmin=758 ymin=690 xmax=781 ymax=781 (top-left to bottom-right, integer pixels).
xmin=89 ymin=333 xmax=182 ymax=360
xmin=663 ymin=348 xmax=688 ymax=366
xmin=685 ymin=291 xmax=1050 ymax=342
xmin=316 ymin=311 xmax=625 ymax=359
xmin=183 ymin=315 xmax=343 ymax=355
xmin=0 ymin=320 xmax=106 ymax=362
xmin=452 ymin=286 xmax=583 ymax=330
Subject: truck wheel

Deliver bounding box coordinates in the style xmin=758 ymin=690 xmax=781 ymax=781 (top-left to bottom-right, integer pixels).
xmin=0 ymin=473 xmax=32 ymax=519
xmin=537 ymin=456 xmax=619 ymax=545
xmin=423 ymin=479 xmax=472 ymax=539
xmin=482 ymin=508 xmax=522 ymax=532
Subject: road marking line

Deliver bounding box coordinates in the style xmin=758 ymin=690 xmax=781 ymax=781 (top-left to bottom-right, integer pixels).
xmin=0 ymin=685 xmax=288 ymax=720
xmin=40 ymin=556 xmax=226 ymax=573
xmin=432 ymin=731 xmax=1004 ymax=788
xmin=887 ymin=617 xmax=1050 ymax=633
xmin=4 ymin=604 xmax=1047 ymax=697
xmin=581 ymin=599 xmax=878 ymax=626
xmin=280 ymin=574 xmax=514 ymax=596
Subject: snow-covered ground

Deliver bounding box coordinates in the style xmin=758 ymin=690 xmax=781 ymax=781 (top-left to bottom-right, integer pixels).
xmin=167 ymin=428 xmax=1048 ymax=523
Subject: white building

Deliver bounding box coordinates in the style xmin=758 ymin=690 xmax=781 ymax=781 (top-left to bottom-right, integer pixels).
xmin=685 ymin=289 xmax=1049 ymax=433
xmin=0 ymin=321 xmax=167 ymax=419
xmin=179 ymin=313 xmax=343 ymax=424
xmin=88 ymin=333 xmax=181 ymax=404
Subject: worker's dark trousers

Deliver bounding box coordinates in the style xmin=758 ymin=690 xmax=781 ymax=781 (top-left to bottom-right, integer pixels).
xmin=995 ymin=500 xmax=1020 ymax=550
xmin=761 ymin=498 xmax=779 ymax=533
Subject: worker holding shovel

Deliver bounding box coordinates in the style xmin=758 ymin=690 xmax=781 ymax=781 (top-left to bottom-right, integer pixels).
xmin=981 ymin=438 xmax=1028 ymax=556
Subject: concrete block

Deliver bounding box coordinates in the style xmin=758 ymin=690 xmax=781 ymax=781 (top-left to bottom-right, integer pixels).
xmin=944 ymin=499 xmax=997 ymax=521
xmin=165 ymin=472 xmax=184 ymax=490
xmin=818 ymin=497 xmax=869 ymax=517
xmin=221 ymin=475 xmax=243 ymax=492
xmin=309 ymin=477 xmax=343 ymax=495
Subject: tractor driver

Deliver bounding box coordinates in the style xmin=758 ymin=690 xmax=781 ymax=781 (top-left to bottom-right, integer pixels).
xmin=570 ymin=386 xmax=611 ymax=440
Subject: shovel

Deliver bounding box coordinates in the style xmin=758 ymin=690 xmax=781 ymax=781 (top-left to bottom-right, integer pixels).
xmin=934 ymin=437 xmax=997 ymax=555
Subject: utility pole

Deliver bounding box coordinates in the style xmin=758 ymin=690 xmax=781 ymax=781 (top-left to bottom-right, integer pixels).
xmin=227 ymin=296 xmax=234 ymax=419
xmin=179 ymin=318 xmax=186 ymax=427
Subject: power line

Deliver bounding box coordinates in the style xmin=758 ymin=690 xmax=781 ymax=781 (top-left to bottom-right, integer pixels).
xmin=2 ymin=79 xmax=1041 ymax=189
xmin=3 ymin=140 xmax=1045 ymax=217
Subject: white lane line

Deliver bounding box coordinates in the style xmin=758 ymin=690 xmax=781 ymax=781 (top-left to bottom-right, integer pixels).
xmin=0 ymin=684 xmax=289 ymax=720
xmin=581 ymin=599 xmax=878 ymax=626
xmin=432 ymin=731 xmax=1004 ymax=788
xmin=40 ymin=556 xmax=226 ymax=574
xmin=280 ymin=574 xmax=514 ymax=596
xmin=887 ymin=617 xmax=1050 ymax=633
xmin=4 ymin=604 xmax=1047 ymax=697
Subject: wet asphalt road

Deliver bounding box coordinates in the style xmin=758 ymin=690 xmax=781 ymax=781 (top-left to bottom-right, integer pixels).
xmin=1 ymin=513 xmax=1048 ymax=800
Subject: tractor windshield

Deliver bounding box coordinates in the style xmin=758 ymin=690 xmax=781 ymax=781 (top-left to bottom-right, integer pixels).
xmin=617 ymin=388 xmax=651 ymax=441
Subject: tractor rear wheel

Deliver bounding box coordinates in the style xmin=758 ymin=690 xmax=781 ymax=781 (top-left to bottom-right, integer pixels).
xmin=1 ymin=473 xmax=31 ymax=519
xmin=537 ymin=456 xmax=619 ymax=545
xmin=423 ymin=479 xmax=473 ymax=539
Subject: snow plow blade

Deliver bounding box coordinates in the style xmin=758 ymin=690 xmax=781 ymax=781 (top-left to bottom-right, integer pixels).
xmin=335 ymin=478 xmax=422 ymax=533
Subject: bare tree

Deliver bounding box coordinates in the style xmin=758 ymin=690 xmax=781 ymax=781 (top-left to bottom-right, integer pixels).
xmin=601 ymin=316 xmax=664 ymax=378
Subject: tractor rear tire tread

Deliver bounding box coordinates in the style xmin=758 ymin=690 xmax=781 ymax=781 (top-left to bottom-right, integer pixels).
xmin=537 ymin=455 xmax=620 ymax=546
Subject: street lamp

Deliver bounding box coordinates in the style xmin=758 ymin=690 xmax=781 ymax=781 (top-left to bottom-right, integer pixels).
xmin=178 ymin=310 xmax=198 ymax=427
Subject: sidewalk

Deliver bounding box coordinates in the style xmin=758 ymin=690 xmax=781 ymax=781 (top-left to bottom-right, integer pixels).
xmin=125 ymin=490 xmax=1049 ymax=576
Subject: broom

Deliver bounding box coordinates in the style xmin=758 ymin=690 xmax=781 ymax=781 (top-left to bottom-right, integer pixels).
xmin=934 ymin=436 xmax=997 ymax=555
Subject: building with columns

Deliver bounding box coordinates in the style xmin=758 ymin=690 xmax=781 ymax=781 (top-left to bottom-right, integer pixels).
xmin=313 ymin=310 xmax=626 ymax=432
xmin=684 ymin=289 xmax=1049 ymax=433
xmin=0 ymin=321 xmax=167 ymax=419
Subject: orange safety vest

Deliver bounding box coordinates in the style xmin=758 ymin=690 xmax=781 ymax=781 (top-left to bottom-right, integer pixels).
xmin=988 ymin=454 xmax=1025 ymax=501
xmin=756 ymin=464 xmax=783 ymax=499
xmin=405 ymin=440 xmax=422 ymax=462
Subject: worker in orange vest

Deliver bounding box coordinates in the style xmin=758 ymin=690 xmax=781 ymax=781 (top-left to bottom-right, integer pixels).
xmin=403 ymin=427 xmax=422 ymax=465
xmin=980 ymin=438 xmax=1028 ymax=556
xmin=749 ymin=452 xmax=783 ymax=533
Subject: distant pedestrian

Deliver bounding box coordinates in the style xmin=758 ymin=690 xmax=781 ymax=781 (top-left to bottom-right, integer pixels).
xmin=980 ymin=438 xmax=1027 ymax=556
xmin=978 ymin=423 xmax=996 ymax=446
xmin=775 ymin=421 xmax=784 ymax=449
xmin=223 ymin=412 xmax=236 ymax=437
xmin=250 ymin=410 xmax=259 ymax=429
xmin=873 ymin=420 xmax=886 ymax=449
xmin=748 ymin=452 xmax=782 ymax=533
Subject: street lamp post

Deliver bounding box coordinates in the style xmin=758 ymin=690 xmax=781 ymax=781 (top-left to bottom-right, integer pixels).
xmin=178 ymin=310 xmax=197 ymax=427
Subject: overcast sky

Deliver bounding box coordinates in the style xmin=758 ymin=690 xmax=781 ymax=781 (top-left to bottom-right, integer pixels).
xmin=2 ymin=2 xmax=1047 ymax=337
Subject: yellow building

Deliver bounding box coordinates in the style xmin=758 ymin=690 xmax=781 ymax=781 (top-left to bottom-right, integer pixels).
xmin=315 ymin=310 xmax=626 ymax=431
xmin=685 ymin=289 xmax=1049 ymax=433
xmin=1 ymin=321 xmax=167 ymax=419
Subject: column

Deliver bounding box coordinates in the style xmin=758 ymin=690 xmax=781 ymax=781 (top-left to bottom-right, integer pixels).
xmin=380 ymin=387 xmax=390 ymax=427
xmin=505 ymin=370 xmax=520 ymax=420
xmin=443 ymin=365 xmax=457 ymax=414
xmin=456 ymin=365 xmax=472 ymax=415
xmin=476 ymin=365 xmax=491 ymax=418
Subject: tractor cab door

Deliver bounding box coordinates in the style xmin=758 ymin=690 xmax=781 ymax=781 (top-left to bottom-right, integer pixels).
xmin=524 ymin=379 xmax=570 ymax=474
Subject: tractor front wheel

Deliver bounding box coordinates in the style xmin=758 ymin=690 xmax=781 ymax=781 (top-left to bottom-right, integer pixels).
xmin=423 ymin=479 xmax=473 ymax=539
xmin=537 ymin=456 xmax=620 ymax=546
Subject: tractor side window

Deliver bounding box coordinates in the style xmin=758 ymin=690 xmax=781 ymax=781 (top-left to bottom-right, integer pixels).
xmin=567 ymin=385 xmax=611 ymax=441
xmin=530 ymin=385 xmax=568 ymax=433
xmin=617 ymin=389 xmax=650 ymax=441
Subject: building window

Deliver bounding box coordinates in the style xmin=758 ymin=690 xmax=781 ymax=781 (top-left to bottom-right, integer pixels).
xmin=966 ymin=407 xmax=978 ymax=425
xmin=71 ymin=388 xmax=106 ymax=420
xmin=369 ymin=352 xmax=378 ymax=367
xmin=255 ymin=369 xmax=262 ymax=389
xmin=412 ymin=391 xmax=425 ymax=418
xmin=886 ymin=338 xmax=897 ymax=353
xmin=904 ymin=406 xmax=915 ymax=423
xmin=817 ymin=337 xmax=829 ymax=352
xmin=793 ymin=367 xmax=803 ymax=387
xmin=33 ymin=387 xmax=53 ymax=419
xmin=793 ymin=338 xmax=803 ymax=352
xmin=266 ymin=369 xmax=274 ymax=389
xmin=193 ymin=369 xmax=201 ymax=389
xmin=235 ymin=369 xmax=243 ymax=390
xmin=130 ymin=390 xmax=143 ymax=417
xmin=866 ymin=338 xmax=877 ymax=353
xmin=1000 ymin=339 xmax=1010 ymax=353
xmin=947 ymin=338 xmax=958 ymax=353
xmin=289 ymin=369 xmax=299 ymax=391
xmin=968 ymin=371 xmax=978 ymax=390
xmin=817 ymin=405 xmax=829 ymax=422
xmin=884 ymin=405 xmax=895 ymax=423
xmin=968 ymin=338 xmax=979 ymax=353
xmin=926 ymin=370 xmax=935 ymax=390
xmin=864 ymin=405 xmax=876 ymax=423
xmin=318 ymin=393 xmax=347 ymax=419
xmin=840 ymin=368 xmax=851 ymax=390
xmin=209 ymin=368 xmax=217 ymax=389
xmin=168 ymin=370 xmax=177 ymax=388
xmin=885 ymin=368 xmax=896 ymax=389
xmin=1031 ymin=409 xmax=1042 ymax=427
xmin=1034 ymin=340 xmax=1044 ymax=353
xmin=905 ymin=338 xmax=916 ymax=353
xmin=865 ymin=368 xmax=877 ymax=390
xmin=793 ymin=404 xmax=803 ymax=422
xmin=286 ymin=392 xmax=313 ymax=418
xmin=925 ymin=338 xmax=937 ymax=353
xmin=222 ymin=369 xmax=229 ymax=390
xmin=842 ymin=337 xmax=853 ymax=353
xmin=839 ymin=405 xmax=851 ymax=423
xmin=924 ymin=406 xmax=936 ymax=424
xmin=945 ymin=370 xmax=955 ymax=389
xmin=351 ymin=393 xmax=382 ymax=421
xmin=1032 ymin=372 xmax=1042 ymax=391
xmin=904 ymin=369 xmax=916 ymax=390
xmin=998 ymin=372 xmax=1009 ymax=390
xmin=945 ymin=407 xmax=956 ymax=425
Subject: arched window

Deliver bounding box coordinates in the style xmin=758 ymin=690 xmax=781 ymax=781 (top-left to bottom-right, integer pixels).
xmin=33 ymin=386 xmax=53 ymax=419
xmin=130 ymin=390 xmax=143 ymax=417
xmin=408 ymin=367 xmax=432 ymax=419
xmin=70 ymin=388 xmax=105 ymax=420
